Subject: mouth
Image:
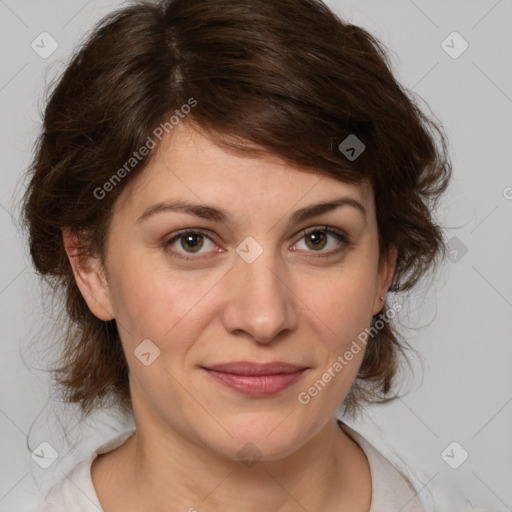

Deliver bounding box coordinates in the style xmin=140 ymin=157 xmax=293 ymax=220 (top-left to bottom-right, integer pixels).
xmin=200 ymin=361 xmax=309 ymax=397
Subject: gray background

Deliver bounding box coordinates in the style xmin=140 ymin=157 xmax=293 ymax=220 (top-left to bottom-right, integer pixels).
xmin=0 ymin=0 xmax=511 ymax=510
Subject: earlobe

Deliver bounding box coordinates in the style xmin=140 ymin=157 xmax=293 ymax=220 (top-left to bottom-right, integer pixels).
xmin=62 ymin=228 xmax=115 ymax=321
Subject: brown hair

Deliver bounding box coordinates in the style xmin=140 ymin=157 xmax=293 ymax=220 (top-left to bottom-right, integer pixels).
xmin=21 ymin=0 xmax=451 ymax=420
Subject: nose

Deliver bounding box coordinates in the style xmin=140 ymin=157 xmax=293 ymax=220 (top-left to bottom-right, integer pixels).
xmin=221 ymin=247 xmax=298 ymax=344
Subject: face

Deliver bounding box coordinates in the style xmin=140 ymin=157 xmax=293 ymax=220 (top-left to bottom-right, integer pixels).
xmin=66 ymin=122 xmax=396 ymax=462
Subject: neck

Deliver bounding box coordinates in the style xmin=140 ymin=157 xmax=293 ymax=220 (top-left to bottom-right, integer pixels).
xmin=94 ymin=416 xmax=371 ymax=512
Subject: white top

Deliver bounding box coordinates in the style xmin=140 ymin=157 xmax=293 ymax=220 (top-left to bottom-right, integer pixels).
xmin=42 ymin=421 xmax=425 ymax=512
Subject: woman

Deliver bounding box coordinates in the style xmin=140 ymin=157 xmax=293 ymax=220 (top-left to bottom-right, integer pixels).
xmin=22 ymin=0 xmax=453 ymax=510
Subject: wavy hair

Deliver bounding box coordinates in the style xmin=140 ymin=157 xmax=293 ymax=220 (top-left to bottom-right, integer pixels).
xmin=21 ymin=0 xmax=452 ymax=420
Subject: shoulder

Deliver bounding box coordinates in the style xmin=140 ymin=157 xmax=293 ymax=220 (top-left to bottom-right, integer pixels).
xmin=339 ymin=420 xmax=425 ymax=512
xmin=42 ymin=428 xmax=136 ymax=512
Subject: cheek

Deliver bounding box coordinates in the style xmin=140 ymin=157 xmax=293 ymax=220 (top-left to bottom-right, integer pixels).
xmin=106 ymin=252 xmax=175 ymax=340
xmin=308 ymin=270 xmax=376 ymax=341
xmin=107 ymin=251 xmax=217 ymax=350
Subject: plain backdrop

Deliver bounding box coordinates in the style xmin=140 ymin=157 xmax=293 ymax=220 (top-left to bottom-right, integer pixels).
xmin=0 ymin=0 xmax=511 ymax=511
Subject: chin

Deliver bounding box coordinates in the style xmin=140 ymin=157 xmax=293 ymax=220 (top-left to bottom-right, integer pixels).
xmin=203 ymin=415 xmax=306 ymax=462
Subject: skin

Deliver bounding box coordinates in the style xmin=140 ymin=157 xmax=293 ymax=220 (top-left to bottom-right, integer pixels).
xmin=63 ymin=122 xmax=397 ymax=512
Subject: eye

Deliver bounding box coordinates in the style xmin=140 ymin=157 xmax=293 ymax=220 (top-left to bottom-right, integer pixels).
xmin=163 ymin=226 xmax=351 ymax=262
xmin=292 ymin=226 xmax=351 ymax=256
xmin=164 ymin=229 xmax=219 ymax=260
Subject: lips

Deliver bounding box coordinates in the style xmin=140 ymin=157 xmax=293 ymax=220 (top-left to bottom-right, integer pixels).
xmin=203 ymin=361 xmax=307 ymax=375
xmin=201 ymin=361 xmax=308 ymax=396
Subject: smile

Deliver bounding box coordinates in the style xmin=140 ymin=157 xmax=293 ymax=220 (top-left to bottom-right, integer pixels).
xmin=201 ymin=362 xmax=308 ymax=397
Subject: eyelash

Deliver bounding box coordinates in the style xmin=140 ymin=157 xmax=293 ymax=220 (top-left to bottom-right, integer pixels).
xmin=163 ymin=226 xmax=352 ymax=262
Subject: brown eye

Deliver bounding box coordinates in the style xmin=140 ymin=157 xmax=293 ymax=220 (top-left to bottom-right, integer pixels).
xmin=293 ymin=226 xmax=351 ymax=256
xmin=179 ymin=233 xmax=204 ymax=253
xmin=164 ymin=229 xmax=218 ymax=260
xmin=304 ymin=230 xmax=328 ymax=251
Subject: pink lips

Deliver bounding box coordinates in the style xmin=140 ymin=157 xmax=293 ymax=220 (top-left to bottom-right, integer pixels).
xmin=201 ymin=361 xmax=308 ymax=397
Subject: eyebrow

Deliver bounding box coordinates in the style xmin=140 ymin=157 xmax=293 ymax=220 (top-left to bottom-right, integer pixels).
xmin=136 ymin=196 xmax=367 ymax=226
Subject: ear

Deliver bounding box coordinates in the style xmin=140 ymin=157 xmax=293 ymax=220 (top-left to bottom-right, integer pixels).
xmin=62 ymin=227 xmax=115 ymax=321
xmin=372 ymin=244 xmax=398 ymax=316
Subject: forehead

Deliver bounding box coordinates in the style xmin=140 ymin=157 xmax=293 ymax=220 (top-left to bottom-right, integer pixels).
xmin=114 ymin=122 xmax=374 ymax=218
